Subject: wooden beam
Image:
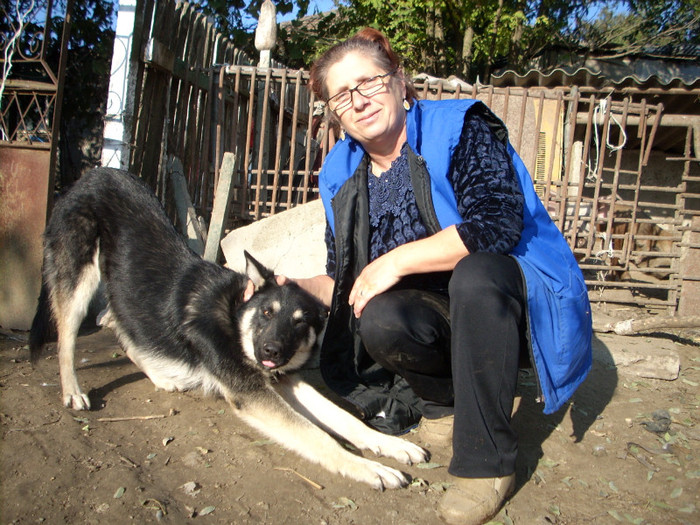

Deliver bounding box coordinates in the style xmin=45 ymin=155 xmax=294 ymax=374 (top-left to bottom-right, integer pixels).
xmin=168 ymin=156 xmax=206 ymax=255
xmin=203 ymin=152 xmax=236 ymax=262
xmin=143 ymin=37 xmax=211 ymax=91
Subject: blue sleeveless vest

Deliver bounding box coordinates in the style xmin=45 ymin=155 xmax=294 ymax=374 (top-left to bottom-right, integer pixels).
xmin=319 ymin=99 xmax=592 ymax=414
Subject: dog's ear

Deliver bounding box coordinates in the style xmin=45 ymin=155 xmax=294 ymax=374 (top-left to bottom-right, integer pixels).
xmin=244 ymin=250 xmax=276 ymax=291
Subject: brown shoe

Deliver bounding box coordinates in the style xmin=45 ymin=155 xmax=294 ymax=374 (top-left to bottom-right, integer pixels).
xmin=418 ymin=414 xmax=453 ymax=447
xmin=438 ymin=473 xmax=516 ymax=525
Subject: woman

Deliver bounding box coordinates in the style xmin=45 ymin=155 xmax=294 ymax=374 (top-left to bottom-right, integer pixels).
xmin=294 ymin=28 xmax=592 ymax=525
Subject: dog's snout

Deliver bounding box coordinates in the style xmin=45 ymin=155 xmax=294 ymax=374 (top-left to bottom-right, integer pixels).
xmin=262 ymin=342 xmax=282 ymax=360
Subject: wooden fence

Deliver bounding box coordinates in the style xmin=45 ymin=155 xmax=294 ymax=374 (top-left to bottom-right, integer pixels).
xmin=122 ymin=0 xmax=699 ymax=314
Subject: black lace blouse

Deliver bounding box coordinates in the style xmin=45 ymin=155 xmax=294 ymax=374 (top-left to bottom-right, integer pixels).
xmin=324 ymin=105 xmax=524 ymax=280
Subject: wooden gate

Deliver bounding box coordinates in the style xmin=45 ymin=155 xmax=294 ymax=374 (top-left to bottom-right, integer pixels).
xmin=414 ymin=81 xmax=699 ymax=314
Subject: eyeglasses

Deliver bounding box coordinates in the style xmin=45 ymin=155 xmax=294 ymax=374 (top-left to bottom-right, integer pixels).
xmin=326 ymin=68 xmax=398 ymax=113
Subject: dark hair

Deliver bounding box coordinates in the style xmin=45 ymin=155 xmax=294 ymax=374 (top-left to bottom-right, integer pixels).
xmin=309 ymin=27 xmax=418 ymax=104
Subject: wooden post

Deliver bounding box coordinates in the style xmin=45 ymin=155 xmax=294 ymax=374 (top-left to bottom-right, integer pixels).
xmin=602 ymin=315 xmax=700 ymax=335
xmin=679 ymin=215 xmax=700 ymax=316
xmin=168 ymin=156 xmax=206 ymax=255
xmin=204 ymin=152 xmax=236 ymax=262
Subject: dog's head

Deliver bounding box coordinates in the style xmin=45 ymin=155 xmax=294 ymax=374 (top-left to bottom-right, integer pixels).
xmin=239 ymin=251 xmax=328 ymax=374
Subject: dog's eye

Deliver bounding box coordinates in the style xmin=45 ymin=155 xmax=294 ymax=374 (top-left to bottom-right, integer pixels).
xmin=263 ymin=308 xmax=273 ymax=319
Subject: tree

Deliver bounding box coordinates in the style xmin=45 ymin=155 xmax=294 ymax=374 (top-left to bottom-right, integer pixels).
xmin=570 ymin=0 xmax=699 ymax=54
xmin=55 ymin=0 xmax=115 ymax=185
xmin=625 ymin=0 xmax=699 ymax=44
xmin=270 ymin=0 xmax=602 ymax=82
xmin=0 ymin=0 xmax=115 ymax=186
xmin=272 ymin=0 xmax=698 ymax=81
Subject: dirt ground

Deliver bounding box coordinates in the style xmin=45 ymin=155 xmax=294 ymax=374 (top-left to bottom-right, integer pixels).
xmin=1 ymin=314 xmax=699 ymax=525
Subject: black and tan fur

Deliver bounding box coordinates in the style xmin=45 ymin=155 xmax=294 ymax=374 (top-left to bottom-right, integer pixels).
xmin=29 ymin=167 xmax=428 ymax=489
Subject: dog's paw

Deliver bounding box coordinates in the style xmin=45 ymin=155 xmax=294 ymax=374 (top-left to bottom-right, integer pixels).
xmin=343 ymin=457 xmax=411 ymax=490
xmin=363 ymin=434 xmax=430 ymax=465
xmin=64 ymin=392 xmax=91 ymax=410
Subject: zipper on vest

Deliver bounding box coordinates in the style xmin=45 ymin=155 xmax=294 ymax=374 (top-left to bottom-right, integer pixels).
xmin=408 ymin=152 xmax=441 ymax=236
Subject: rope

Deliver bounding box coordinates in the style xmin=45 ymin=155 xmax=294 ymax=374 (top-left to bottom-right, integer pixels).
xmin=586 ymin=97 xmax=628 ymax=182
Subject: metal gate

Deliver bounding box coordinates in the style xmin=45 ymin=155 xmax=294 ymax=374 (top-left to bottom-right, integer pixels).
xmin=0 ymin=0 xmax=72 ymax=329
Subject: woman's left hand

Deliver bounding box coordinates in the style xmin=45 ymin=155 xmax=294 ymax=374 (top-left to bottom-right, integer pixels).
xmin=349 ymin=252 xmax=402 ymax=318
xmin=348 ymin=226 xmax=470 ymax=318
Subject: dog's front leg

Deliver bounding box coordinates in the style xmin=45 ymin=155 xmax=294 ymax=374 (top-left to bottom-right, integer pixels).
xmin=273 ymin=375 xmax=429 ymax=466
xmin=224 ymin=386 xmax=413 ymax=490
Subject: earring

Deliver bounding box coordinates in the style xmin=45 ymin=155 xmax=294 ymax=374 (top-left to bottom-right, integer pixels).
xmin=403 ymin=98 xmax=410 ymax=111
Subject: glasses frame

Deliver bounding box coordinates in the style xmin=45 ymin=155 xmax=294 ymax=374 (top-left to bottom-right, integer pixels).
xmin=326 ymin=67 xmax=399 ymax=113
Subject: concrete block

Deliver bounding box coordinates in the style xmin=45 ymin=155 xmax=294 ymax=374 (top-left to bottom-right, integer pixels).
xmin=221 ymin=199 xmax=326 ymax=278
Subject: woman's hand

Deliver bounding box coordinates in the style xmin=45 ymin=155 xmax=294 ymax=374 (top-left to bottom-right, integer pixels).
xmin=349 ymin=251 xmax=402 ymax=318
xmin=349 ymin=225 xmax=469 ymax=318
xmin=243 ymin=274 xmax=287 ymax=302
xmin=245 ymin=274 xmax=335 ymax=309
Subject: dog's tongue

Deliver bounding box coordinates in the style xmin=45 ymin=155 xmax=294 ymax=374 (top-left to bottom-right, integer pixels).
xmin=262 ymin=360 xmax=277 ymax=369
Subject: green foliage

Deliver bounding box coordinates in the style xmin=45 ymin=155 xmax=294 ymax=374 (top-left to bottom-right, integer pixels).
xmin=1 ymin=0 xmax=116 ymax=183
xmin=271 ymin=0 xmax=698 ymax=80
xmin=267 ymin=0 xmax=601 ymax=80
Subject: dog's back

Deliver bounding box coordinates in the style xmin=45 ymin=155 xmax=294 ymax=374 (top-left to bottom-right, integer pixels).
xmin=29 ymin=168 xmax=197 ymax=359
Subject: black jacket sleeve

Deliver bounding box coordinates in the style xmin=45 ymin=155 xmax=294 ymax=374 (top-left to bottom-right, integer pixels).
xmin=449 ymin=105 xmax=524 ymax=255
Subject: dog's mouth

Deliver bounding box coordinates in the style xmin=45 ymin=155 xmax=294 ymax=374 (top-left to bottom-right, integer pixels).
xmin=261 ymin=359 xmax=281 ymax=369
xmin=257 ymin=353 xmax=290 ymax=371
xmin=256 ymin=341 xmax=293 ymax=371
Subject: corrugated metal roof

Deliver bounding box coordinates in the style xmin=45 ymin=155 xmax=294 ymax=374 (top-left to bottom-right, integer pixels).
xmin=639 ymin=43 xmax=700 ymax=58
xmin=492 ymin=55 xmax=700 ymax=90
xmin=490 ymin=54 xmax=700 ymax=154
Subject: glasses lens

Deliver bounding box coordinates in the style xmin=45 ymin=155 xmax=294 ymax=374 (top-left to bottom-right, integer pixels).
xmin=327 ymin=70 xmax=394 ymax=112
xmin=357 ymin=75 xmax=385 ymax=96
xmin=328 ymin=91 xmax=351 ymax=111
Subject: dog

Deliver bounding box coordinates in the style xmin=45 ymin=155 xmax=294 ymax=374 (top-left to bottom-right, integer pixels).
xmin=29 ymin=167 xmax=428 ymax=490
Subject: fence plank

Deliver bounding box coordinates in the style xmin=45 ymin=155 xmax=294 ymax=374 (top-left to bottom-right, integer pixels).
xmin=270 ymin=69 xmax=288 ymax=214
xmin=169 ymin=155 xmax=206 ymax=254
xmin=204 ymin=152 xmax=236 ymax=262
xmin=286 ymin=70 xmax=303 ymax=209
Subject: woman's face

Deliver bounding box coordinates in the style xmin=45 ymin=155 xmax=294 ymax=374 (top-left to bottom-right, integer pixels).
xmin=325 ymin=51 xmax=406 ymax=153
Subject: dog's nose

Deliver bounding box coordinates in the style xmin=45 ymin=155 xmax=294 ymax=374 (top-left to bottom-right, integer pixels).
xmin=262 ymin=342 xmax=282 ymax=361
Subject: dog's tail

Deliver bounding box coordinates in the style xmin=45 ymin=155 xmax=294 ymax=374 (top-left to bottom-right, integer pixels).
xmin=29 ymin=283 xmax=56 ymax=363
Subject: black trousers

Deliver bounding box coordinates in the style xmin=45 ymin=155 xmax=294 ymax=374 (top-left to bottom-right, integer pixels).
xmin=358 ymin=252 xmax=527 ymax=478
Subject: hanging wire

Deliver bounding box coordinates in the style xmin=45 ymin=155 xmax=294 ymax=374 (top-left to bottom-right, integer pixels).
xmin=605 ymin=99 xmax=628 ymax=153
xmin=0 ymin=0 xmax=37 ymax=140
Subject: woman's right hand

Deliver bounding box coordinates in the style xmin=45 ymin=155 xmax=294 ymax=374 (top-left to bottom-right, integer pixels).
xmin=282 ymin=274 xmax=335 ymax=308
xmin=243 ymin=274 xmax=293 ymax=302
